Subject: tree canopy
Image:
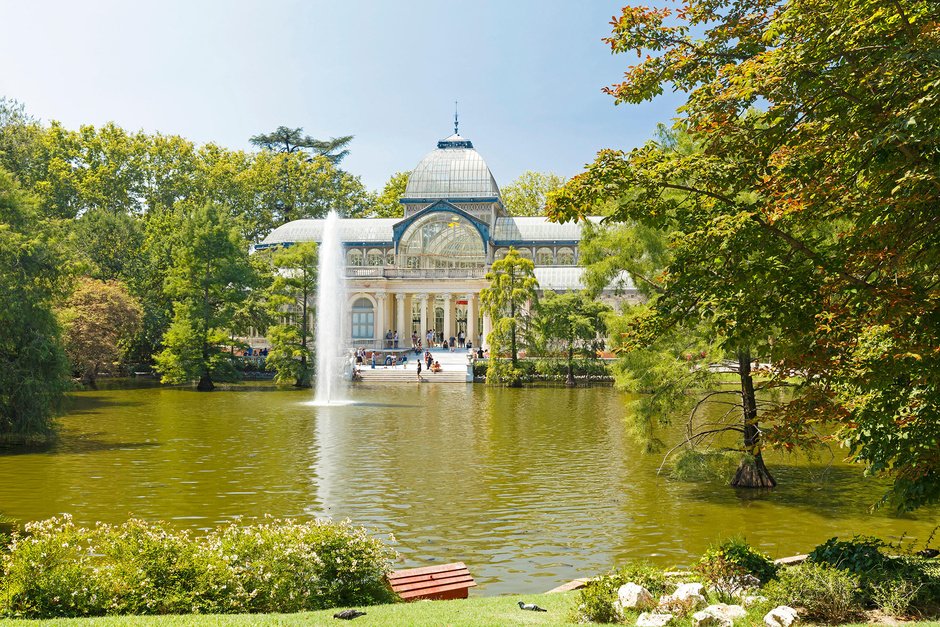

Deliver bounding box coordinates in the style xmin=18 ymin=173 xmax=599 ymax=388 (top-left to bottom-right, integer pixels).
xmin=501 ymin=170 xmax=566 ymax=217
xmin=548 ymin=0 xmax=940 ymax=509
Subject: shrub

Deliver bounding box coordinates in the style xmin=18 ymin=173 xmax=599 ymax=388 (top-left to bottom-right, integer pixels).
xmin=570 ymin=561 xmax=667 ymax=624
xmin=808 ymin=535 xmax=889 ymax=578
xmin=870 ymin=577 xmax=921 ymax=617
xmin=0 ymin=515 xmax=397 ymax=619
xmin=212 ymin=518 xmax=398 ymax=613
xmin=695 ymin=538 xmax=777 ymax=600
xmin=763 ymin=562 xmax=863 ymax=623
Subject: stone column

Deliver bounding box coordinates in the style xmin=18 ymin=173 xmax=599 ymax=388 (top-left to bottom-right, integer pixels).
xmin=419 ymin=294 xmax=428 ymax=340
xmin=442 ymin=293 xmax=453 ymax=341
xmin=395 ymin=292 xmax=406 ymax=347
xmin=375 ymin=294 xmax=386 ymax=347
xmin=466 ymin=293 xmax=477 ymax=345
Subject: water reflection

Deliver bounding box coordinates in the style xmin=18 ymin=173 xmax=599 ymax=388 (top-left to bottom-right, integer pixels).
xmin=0 ymin=383 xmax=936 ymax=595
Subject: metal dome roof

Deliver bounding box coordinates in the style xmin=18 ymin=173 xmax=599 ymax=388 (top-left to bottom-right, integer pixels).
xmin=402 ymin=134 xmax=500 ymax=200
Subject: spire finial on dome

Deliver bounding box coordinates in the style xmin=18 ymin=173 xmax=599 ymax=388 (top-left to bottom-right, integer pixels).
xmin=454 ymin=100 xmax=459 ymax=135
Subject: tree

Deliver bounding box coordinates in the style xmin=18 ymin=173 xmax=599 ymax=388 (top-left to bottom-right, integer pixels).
xmin=57 ymin=278 xmax=142 ymax=388
xmin=535 ymin=290 xmax=611 ymax=386
xmin=357 ymin=171 xmax=409 ymax=218
xmin=264 ymin=242 xmax=318 ymax=387
xmin=480 ymin=248 xmax=539 ymax=385
xmin=501 ymin=171 xmax=566 ymax=216
xmin=249 ymin=126 xmax=354 ymax=165
xmin=154 ymin=204 xmax=255 ymax=391
xmin=0 ymin=169 xmax=71 ymax=442
xmin=549 ymin=0 xmax=940 ymax=508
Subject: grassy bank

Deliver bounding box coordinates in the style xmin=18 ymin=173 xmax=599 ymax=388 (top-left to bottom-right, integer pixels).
xmin=0 ymin=593 xmax=577 ymax=627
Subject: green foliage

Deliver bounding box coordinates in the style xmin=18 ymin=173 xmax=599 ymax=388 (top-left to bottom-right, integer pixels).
xmin=808 ymin=535 xmax=940 ymax=612
xmin=213 ymin=518 xmax=398 ymax=613
xmin=0 ymin=169 xmax=71 ymax=441
xmin=154 ymin=204 xmax=255 ymax=389
xmin=359 ymin=171 xmax=408 ymax=218
xmin=533 ymin=291 xmax=611 ymax=384
xmin=670 ymin=449 xmax=741 ymax=483
xmin=480 ymin=248 xmax=539 ymax=369
xmin=264 ymin=242 xmax=318 ymax=387
xmin=549 ymin=0 xmax=940 ymax=509
xmin=0 ymin=515 xmax=397 ymax=619
xmin=484 ymin=359 xmax=532 ymax=387
xmin=695 ymin=538 xmax=777 ymax=600
xmin=763 ymin=562 xmax=863 ymax=623
xmin=808 ymin=536 xmax=890 ymax=579
xmin=570 ymin=561 xmax=667 ymax=623
xmin=500 ymin=170 xmax=566 ymax=217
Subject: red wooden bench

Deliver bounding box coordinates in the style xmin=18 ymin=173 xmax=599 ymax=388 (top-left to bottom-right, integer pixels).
xmin=387 ymin=561 xmax=477 ymax=601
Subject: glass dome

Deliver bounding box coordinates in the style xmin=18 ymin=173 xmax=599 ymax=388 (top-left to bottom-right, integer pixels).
xmin=403 ymin=134 xmax=500 ymax=200
xmin=398 ymin=211 xmax=486 ymax=269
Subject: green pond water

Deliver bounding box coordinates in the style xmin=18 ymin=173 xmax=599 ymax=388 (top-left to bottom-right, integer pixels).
xmin=0 ymin=382 xmax=937 ymax=596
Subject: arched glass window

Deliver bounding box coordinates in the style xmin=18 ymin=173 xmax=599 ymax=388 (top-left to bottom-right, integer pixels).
xmin=386 ymin=251 xmax=395 ymax=266
xmin=398 ymin=211 xmax=486 ymax=269
xmin=367 ymin=248 xmax=384 ymax=266
xmin=516 ymin=247 xmax=533 ymax=260
xmin=351 ymin=297 xmax=374 ymax=339
xmin=557 ymin=247 xmax=575 ymax=265
xmin=494 ymin=248 xmax=509 ymax=261
xmin=347 ymin=249 xmax=363 ymax=266
xmin=536 ymin=247 xmax=554 ymax=265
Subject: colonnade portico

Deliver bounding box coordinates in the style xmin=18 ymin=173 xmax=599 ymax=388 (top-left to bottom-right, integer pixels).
xmin=360 ymin=289 xmax=490 ymax=348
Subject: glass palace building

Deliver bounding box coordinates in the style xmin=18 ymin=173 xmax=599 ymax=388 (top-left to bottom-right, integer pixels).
xmin=256 ymin=132 xmax=637 ymax=348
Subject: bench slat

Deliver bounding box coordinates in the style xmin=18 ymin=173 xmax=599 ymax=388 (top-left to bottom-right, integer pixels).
xmin=398 ymin=581 xmax=478 ymax=600
xmin=388 ymin=561 xmax=468 ymax=579
xmin=389 ymin=570 xmax=473 ymax=585
xmin=392 ymin=575 xmax=476 ymax=594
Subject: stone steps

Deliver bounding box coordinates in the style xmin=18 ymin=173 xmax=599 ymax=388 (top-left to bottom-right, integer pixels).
xmin=357 ymin=368 xmax=468 ymax=383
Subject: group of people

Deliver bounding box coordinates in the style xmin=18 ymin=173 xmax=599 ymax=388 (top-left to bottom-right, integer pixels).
xmin=416 ymin=350 xmax=442 ymax=380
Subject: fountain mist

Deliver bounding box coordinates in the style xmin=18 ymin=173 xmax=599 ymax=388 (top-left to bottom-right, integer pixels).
xmin=314 ymin=210 xmax=348 ymax=404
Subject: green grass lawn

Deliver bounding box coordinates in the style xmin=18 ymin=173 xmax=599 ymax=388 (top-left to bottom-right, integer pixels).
xmin=3 ymin=593 xmax=939 ymax=627
xmin=0 ymin=593 xmax=579 ymax=627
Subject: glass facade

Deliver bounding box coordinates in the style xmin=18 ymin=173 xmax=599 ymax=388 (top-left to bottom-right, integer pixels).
xmin=398 ymin=211 xmax=486 ymax=269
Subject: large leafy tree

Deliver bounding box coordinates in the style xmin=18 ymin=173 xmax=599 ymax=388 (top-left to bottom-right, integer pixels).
xmin=501 ymin=170 xmax=566 ymax=217
xmin=549 ymin=0 xmax=940 ymax=508
xmin=480 ymin=248 xmax=539 ymax=385
xmin=357 ymin=171 xmax=409 ymax=218
xmin=57 ymin=278 xmax=142 ymax=388
xmin=535 ymin=291 xmax=611 ymax=386
xmin=0 ymin=169 xmax=71 ymax=441
xmin=154 ymin=204 xmax=256 ymax=391
xmin=264 ymin=242 xmax=318 ymax=388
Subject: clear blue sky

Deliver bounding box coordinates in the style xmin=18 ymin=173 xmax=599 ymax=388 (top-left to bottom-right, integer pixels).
xmin=0 ymin=0 xmax=683 ymax=191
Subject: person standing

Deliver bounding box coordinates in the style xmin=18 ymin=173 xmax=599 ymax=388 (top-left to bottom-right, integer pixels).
xmin=416 ymin=359 xmax=422 ymax=381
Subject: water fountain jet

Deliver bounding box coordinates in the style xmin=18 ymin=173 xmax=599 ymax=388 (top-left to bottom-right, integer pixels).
xmin=313 ymin=210 xmax=349 ymax=405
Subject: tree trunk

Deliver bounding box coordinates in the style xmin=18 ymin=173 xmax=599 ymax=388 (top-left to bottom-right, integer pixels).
xmin=295 ymin=353 xmax=312 ymax=388
xmin=82 ymin=365 xmax=98 ymax=390
xmin=565 ymin=344 xmax=575 ymax=387
xmin=730 ymin=348 xmax=776 ymax=488
xmin=196 ymin=373 xmax=214 ymax=391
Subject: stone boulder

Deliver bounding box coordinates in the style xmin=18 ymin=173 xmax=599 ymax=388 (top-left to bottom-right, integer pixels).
xmin=659 ymin=582 xmax=707 ymax=610
xmin=692 ymin=603 xmax=748 ymax=627
xmin=764 ymin=606 xmax=799 ymax=627
xmin=637 ymin=612 xmax=674 ymax=627
xmin=617 ymin=583 xmax=656 ymax=611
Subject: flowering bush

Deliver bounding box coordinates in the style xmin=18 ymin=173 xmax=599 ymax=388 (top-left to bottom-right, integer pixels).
xmin=0 ymin=515 xmax=397 ymax=619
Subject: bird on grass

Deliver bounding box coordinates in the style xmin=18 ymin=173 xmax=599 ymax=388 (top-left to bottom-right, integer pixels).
xmin=518 ymin=601 xmax=548 ymax=612
xmin=333 ymin=609 xmax=367 ymax=620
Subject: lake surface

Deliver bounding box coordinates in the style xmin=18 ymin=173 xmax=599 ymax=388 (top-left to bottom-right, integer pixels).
xmin=1 ymin=382 xmax=937 ymax=596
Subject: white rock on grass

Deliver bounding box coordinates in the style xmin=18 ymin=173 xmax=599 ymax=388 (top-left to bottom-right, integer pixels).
xmin=659 ymin=582 xmax=706 ymax=610
xmin=617 ymin=583 xmax=656 ymax=611
xmin=636 ymin=612 xmax=674 ymax=627
xmin=743 ymin=594 xmax=768 ymax=607
xmin=764 ymin=605 xmax=799 ymax=627
xmin=692 ymin=603 xmax=748 ymax=627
